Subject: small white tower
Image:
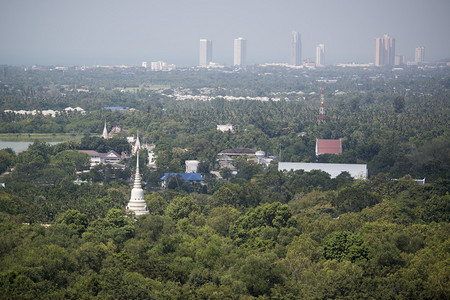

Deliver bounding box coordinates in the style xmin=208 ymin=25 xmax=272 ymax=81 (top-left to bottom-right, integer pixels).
xmin=255 ymin=150 xmax=265 ymax=164
xmin=126 ymin=152 xmax=148 ymax=216
xmin=102 ymin=121 xmax=109 ymax=139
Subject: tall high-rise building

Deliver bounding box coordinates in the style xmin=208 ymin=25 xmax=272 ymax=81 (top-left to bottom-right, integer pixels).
xmin=415 ymin=46 xmax=425 ymax=63
xmin=199 ymin=39 xmax=212 ymax=67
xmin=394 ymin=55 xmax=406 ymax=66
xmin=375 ymin=34 xmax=395 ymax=66
xmin=234 ymin=37 xmax=246 ymax=67
xmin=316 ymin=44 xmax=325 ymax=66
xmin=291 ymin=31 xmax=302 ymax=66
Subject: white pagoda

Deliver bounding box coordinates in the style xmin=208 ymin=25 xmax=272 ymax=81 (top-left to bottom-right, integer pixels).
xmin=102 ymin=121 xmax=109 ymax=139
xmin=126 ymin=152 xmax=149 ymax=216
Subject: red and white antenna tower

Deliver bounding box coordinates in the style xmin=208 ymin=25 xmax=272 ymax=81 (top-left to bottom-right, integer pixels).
xmin=318 ymin=87 xmax=325 ymax=123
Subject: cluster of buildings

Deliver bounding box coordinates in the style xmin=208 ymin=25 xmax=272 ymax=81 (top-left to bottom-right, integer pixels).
xmin=375 ymin=34 xmax=425 ymax=66
xmin=198 ymin=32 xmax=426 ymax=68
xmin=4 ymin=107 xmax=86 ymax=117
xmin=141 ymin=61 xmax=176 ymax=71
xmin=199 ymin=32 xmax=327 ymax=68
xmin=123 ymin=134 xmax=371 ymax=216
xmin=96 ymin=127 xmax=424 ymax=217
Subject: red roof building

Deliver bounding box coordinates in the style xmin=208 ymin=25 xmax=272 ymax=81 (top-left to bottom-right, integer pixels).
xmin=315 ymin=139 xmax=342 ymax=156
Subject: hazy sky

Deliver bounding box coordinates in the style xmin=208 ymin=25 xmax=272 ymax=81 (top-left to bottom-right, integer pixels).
xmin=1 ymin=0 xmax=449 ymax=66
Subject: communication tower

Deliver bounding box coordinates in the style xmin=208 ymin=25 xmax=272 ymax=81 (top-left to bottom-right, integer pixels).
xmin=318 ymin=87 xmax=325 ymax=123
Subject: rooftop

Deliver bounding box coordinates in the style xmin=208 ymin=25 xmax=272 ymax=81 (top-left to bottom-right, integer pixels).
xmin=219 ymin=148 xmax=256 ymax=156
xmin=161 ymin=173 xmax=205 ymax=181
xmin=316 ymin=139 xmax=342 ymax=155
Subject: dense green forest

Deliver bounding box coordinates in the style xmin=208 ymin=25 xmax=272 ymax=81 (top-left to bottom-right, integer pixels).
xmin=0 ymin=65 xmax=448 ymax=298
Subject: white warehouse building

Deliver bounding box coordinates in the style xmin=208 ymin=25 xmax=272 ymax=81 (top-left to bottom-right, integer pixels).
xmin=278 ymin=162 xmax=368 ymax=179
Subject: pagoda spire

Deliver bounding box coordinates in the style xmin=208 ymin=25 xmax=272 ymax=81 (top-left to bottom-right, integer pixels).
xmin=134 ymin=152 xmax=142 ymax=189
xmin=102 ymin=121 xmax=109 ymax=139
xmin=133 ymin=131 xmax=141 ymax=154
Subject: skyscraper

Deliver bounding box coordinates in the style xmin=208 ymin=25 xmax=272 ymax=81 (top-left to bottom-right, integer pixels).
xmin=199 ymin=39 xmax=212 ymax=67
xmin=415 ymin=46 xmax=425 ymax=63
xmin=234 ymin=37 xmax=246 ymax=67
xmin=316 ymin=44 xmax=325 ymax=66
xmin=291 ymin=31 xmax=302 ymax=66
xmin=375 ymin=34 xmax=395 ymax=66
xmin=394 ymin=55 xmax=406 ymax=66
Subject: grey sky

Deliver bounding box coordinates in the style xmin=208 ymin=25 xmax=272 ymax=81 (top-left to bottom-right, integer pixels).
xmin=1 ymin=0 xmax=449 ymax=66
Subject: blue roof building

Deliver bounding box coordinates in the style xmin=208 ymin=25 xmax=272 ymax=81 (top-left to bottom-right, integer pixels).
xmin=161 ymin=173 xmax=205 ymax=188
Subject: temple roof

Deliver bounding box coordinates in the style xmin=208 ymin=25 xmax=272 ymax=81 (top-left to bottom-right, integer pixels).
xmin=316 ymin=139 xmax=342 ymax=155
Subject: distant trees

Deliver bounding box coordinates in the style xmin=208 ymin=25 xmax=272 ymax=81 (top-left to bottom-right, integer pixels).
xmin=0 ymin=172 xmax=448 ymax=298
xmin=333 ymin=182 xmax=381 ymax=213
xmin=393 ymin=95 xmax=405 ymax=113
xmin=323 ymin=231 xmax=368 ymax=262
xmin=50 ymin=150 xmax=90 ymax=175
xmin=79 ymin=136 xmax=131 ymax=154
xmin=0 ymin=148 xmax=14 ymax=173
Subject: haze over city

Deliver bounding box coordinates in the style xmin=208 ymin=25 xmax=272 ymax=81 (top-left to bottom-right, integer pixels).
xmin=1 ymin=0 xmax=449 ymax=66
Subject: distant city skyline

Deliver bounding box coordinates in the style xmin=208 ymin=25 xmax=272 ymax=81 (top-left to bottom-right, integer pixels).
xmin=0 ymin=0 xmax=449 ymax=66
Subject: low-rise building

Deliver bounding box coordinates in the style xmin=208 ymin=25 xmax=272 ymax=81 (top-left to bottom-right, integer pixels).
xmin=161 ymin=173 xmax=205 ymax=189
xmin=78 ymin=150 xmax=122 ymax=167
xmin=217 ymin=124 xmax=234 ymax=132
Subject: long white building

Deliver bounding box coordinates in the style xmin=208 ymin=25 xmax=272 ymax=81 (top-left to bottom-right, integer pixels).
xmin=278 ymin=162 xmax=368 ymax=179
